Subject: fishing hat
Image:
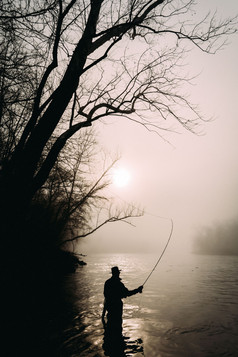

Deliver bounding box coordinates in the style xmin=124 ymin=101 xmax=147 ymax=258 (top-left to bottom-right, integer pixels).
xmin=111 ymin=266 xmax=121 ymax=274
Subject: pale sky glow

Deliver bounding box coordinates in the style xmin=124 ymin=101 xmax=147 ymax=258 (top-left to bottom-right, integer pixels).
xmin=112 ymin=167 xmax=131 ymax=188
xmin=80 ymin=1 xmax=238 ymax=256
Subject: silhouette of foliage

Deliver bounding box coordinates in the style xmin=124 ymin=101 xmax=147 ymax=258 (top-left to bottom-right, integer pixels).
xmin=0 ymin=1 xmax=237 ymax=268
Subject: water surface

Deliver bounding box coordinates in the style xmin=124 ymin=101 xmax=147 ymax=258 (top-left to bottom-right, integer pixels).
xmin=65 ymin=253 xmax=238 ymax=356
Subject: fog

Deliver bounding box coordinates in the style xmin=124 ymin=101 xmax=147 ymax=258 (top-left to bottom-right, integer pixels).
xmin=79 ymin=1 xmax=238 ymax=257
xmin=192 ymin=219 xmax=238 ymax=255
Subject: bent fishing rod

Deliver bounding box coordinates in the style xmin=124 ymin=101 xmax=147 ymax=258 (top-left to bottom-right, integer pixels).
xmin=142 ymin=218 xmax=174 ymax=286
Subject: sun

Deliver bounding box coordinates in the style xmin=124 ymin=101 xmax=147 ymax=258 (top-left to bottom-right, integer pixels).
xmin=113 ymin=167 xmax=131 ymax=188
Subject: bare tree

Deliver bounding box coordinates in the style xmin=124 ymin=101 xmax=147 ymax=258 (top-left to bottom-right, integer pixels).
xmin=25 ymin=135 xmax=136 ymax=254
xmin=0 ymin=0 xmax=237 ymax=252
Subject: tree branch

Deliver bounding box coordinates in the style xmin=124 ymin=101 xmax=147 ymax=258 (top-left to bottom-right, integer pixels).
xmin=61 ymin=213 xmax=141 ymax=245
xmin=32 ymin=120 xmax=92 ymax=194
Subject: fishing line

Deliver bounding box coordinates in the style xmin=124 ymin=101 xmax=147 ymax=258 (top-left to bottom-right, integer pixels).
xmin=106 ymin=188 xmax=174 ymax=284
xmin=142 ymin=218 xmax=174 ymax=286
xmin=134 ymin=218 xmax=173 ymax=320
xmin=106 ymin=187 xmax=171 ymax=220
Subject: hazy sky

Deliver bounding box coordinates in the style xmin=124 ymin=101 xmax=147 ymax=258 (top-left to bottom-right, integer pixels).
xmin=80 ymin=1 xmax=238 ymax=256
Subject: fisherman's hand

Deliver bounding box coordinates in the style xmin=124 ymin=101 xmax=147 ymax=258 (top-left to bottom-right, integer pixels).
xmin=137 ymin=285 xmax=143 ymax=293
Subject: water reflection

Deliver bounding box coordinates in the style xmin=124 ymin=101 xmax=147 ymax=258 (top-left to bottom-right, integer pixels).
xmin=103 ymin=322 xmax=144 ymax=357
xmin=8 ymin=252 xmax=236 ymax=356
xmin=63 ymin=253 xmax=238 ymax=357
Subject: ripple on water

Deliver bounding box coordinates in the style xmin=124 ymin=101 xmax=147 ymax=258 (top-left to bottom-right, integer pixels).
xmin=69 ymin=253 xmax=238 ymax=357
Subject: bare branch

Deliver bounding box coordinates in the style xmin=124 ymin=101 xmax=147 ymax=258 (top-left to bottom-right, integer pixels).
xmin=61 ymin=211 xmax=142 ymax=244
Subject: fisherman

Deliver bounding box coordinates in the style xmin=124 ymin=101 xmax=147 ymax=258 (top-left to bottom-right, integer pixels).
xmin=102 ymin=266 xmax=143 ymax=331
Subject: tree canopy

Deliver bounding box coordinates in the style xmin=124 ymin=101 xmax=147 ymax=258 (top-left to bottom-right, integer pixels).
xmin=0 ymin=0 xmax=237 ymax=255
xmin=1 ymin=0 xmax=237 ymax=198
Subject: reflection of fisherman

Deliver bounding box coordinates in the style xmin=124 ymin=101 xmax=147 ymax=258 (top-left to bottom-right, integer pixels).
xmin=102 ymin=266 xmax=143 ymax=330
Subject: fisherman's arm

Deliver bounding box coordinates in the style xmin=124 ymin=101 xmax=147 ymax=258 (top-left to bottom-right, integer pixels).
xmin=122 ymin=284 xmax=143 ymax=297
xmin=127 ymin=285 xmax=143 ymax=296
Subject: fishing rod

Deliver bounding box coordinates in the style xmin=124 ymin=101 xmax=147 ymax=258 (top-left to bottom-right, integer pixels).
xmin=142 ymin=218 xmax=174 ymax=286
xmin=106 ymin=188 xmax=174 ymax=286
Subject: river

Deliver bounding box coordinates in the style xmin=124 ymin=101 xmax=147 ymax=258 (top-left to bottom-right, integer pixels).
xmin=58 ymin=252 xmax=238 ymax=357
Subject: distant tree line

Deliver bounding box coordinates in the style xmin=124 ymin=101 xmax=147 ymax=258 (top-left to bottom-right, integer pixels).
xmin=193 ymin=220 xmax=238 ymax=256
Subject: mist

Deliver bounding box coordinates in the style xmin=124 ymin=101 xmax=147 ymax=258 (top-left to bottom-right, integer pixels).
xmin=77 ymin=2 xmax=238 ymax=258
xmin=192 ymin=219 xmax=238 ymax=256
xmin=75 ymin=0 xmax=238 ymax=260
